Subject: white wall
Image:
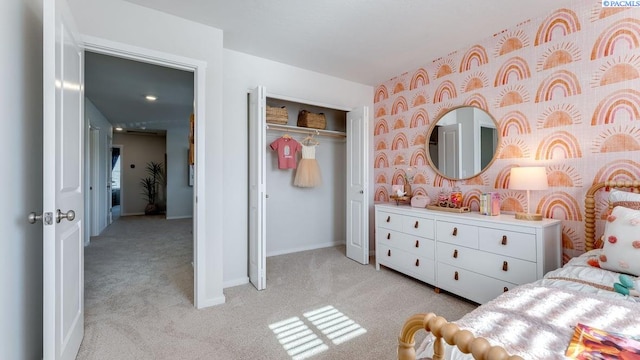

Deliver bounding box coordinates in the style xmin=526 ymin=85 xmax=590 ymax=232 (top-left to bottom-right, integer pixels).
xmin=113 ymin=133 xmax=166 ymax=215
xmin=85 ymin=99 xmax=112 ymax=236
xmin=166 ymin=126 xmax=193 ymax=219
xmin=222 ymin=49 xmax=374 ymax=287
xmin=0 ymin=0 xmax=43 ymax=358
xmin=68 ymin=0 xmax=225 ymax=306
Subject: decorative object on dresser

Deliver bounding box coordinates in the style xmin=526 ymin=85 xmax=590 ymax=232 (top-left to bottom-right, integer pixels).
xmin=374 ymin=204 xmax=562 ymax=304
xmin=509 ymin=166 xmax=548 ymax=221
xmin=411 ymin=195 xmax=430 ymax=208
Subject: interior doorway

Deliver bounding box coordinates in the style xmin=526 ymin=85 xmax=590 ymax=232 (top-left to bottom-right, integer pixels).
xmin=111 ymin=145 xmax=122 ymax=221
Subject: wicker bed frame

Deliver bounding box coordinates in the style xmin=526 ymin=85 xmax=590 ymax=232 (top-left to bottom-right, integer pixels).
xmin=397 ymin=180 xmax=640 ymax=360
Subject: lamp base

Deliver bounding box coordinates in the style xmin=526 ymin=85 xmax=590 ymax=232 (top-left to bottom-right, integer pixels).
xmin=515 ymin=212 xmax=543 ymax=221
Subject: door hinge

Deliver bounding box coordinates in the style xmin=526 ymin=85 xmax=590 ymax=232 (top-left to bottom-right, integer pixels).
xmin=43 ymin=212 xmax=54 ymax=225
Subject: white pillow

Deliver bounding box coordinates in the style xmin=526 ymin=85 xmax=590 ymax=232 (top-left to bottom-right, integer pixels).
xmin=598 ymin=205 xmax=640 ymax=276
xmin=608 ymin=189 xmax=640 ymax=210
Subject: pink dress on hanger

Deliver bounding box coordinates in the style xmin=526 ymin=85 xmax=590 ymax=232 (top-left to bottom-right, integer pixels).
xmin=294 ymin=144 xmax=322 ymax=187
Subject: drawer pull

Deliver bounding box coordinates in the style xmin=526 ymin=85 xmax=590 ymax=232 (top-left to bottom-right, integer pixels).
xmin=501 ymin=235 xmax=507 ymax=245
xmin=502 ymin=261 xmax=508 ymax=271
xmin=387 ymin=249 xmax=391 ymax=257
xmin=414 ymin=221 xmax=419 ymax=228
xmin=452 ymin=227 xmax=458 ymax=236
xmin=453 ymin=249 xmax=458 ymax=258
xmin=387 ymin=233 xmax=391 ymax=240
xmin=386 ymin=215 xmax=391 ymax=222
xmin=504 ymin=287 xmax=509 ymax=292
xmin=454 ymin=271 xmax=459 ymax=281
xmin=415 ymin=240 xmax=420 ymax=248
xmin=415 ymin=259 xmax=420 ymax=267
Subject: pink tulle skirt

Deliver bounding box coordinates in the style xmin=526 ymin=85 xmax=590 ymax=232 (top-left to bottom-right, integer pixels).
xmin=294 ymin=159 xmax=322 ymax=187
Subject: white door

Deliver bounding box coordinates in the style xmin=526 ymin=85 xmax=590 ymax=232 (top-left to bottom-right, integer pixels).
xmin=43 ymin=0 xmax=85 ymax=359
xmin=438 ymin=123 xmax=462 ymax=179
xmin=346 ymin=107 xmax=369 ymax=264
xmin=248 ymin=86 xmax=267 ymax=290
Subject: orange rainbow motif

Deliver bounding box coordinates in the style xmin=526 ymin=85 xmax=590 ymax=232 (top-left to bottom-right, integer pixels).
xmin=433 ymin=80 xmax=457 ymax=103
xmin=410 ymin=68 xmax=430 ymax=89
xmin=376 ymin=173 xmax=387 ymax=184
xmin=411 ymin=186 xmax=428 ymax=196
xmin=374 ymin=85 xmax=389 ymax=103
xmin=591 ymin=18 xmax=640 ymax=60
xmin=464 ymin=93 xmax=489 ymax=111
xmin=500 ymin=111 xmax=531 ymax=136
xmin=540 ymin=192 xmax=582 ymax=221
xmin=494 ymin=165 xmax=516 ymax=189
xmin=374 ymin=152 xmax=390 ymax=168
xmin=535 ymin=131 xmax=583 ymax=160
xmin=535 ymin=69 xmax=582 ymax=103
xmin=393 ymin=154 xmax=406 ymax=165
xmin=391 ymin=133 xmax=410 ymax=150
xmin=463 ymin=189 xmax=483 ymax=211
xmin=409 ymin=108 xmax=430 ymax=128
xmin=494 ymin=56 xmax=531 ymax=87
xmin=375 ymin=139 xmax=388 ymax=151
xmin=495 ymin=84 xmax=530 ymax=108
xmin=393 ymin=81 xmax=406 ymax=94
xmin=561 ymin=225 xmax=580 ymax=251
xmin=375 ymin=186 xmax=390 ymax=202
xmin=592 ymin=125 xmax=640 ymax=153
xmin=462 ymin=71 xmax=489 ymax=93
xmin=392 ymin=117 xmax=407 ymax=130
xmin=391 ymin=96 xmax=409 ymax=115
xmin=432 ymin=174 xmax=456 ymax=188
xmin=590 ymin=3 xmax=628 ymax=21
xmin=538 ymin=104 xmax=582 ymax=128
xmin=375 ymin=105 xmax=387 ymax=118
xmin=501 ymin=191 xmax=526 ymax=213
xmin=591 ymin=54 xmax=640 ymax=87
xmin=547 ymin=164 xmax=583 ymax=187
xmin=374 ymin=119 xmax=389 ymax=135
xmin=459 ymin=45 xmax=489 ymax=72
xmin=499 ymin=138 xmax=529 ymax=159
xmin=392 ymin=170 xmax=407 ymax=185
xmin=435 ymin=59 xmax=456 ymax=79
xmin=537 ymin=42 xmax=582 ymax=72
xmin=535 ymin=8 xmax=581 ymax=46
xmin=412 ymin=133 xmax=426 ymax=147
xmin=591 ymin=89 xmax=640 ymax=125
xmin=412 ymin=174 xmax=429 ymax=185
xmin=463 ymin=173 xmax=488 ymax=186
xmin=592 ymin=160 xmax=640 ymax=184
xmin=434 ymin=103 xmax=454 ymax=120
xmin=410 ymin=148 xmax=428 ymax=166
xmin=494 ymin=29 xmax=530 ymax=57
xmin=412 ymin=92 xmax=428 ymax=107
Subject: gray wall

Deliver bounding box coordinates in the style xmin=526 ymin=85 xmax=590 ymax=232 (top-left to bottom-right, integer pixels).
xmin=0 ymin=0 xmax=44 ymax=358
xmin=113 ymin=133 xmax=167 ymax=215
xmin=166 ymin=127 xmax=193 ymax=219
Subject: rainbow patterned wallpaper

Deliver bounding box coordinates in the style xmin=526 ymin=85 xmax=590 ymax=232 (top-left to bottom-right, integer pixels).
xmin=373 ymin=1 xmax=640 ymax=262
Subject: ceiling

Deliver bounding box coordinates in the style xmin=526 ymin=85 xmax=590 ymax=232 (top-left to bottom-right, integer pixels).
xmin=125 ymin=0 xmax=572 ymax=85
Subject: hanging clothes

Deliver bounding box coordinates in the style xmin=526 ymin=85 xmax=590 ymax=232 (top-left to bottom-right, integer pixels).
xmin=294 ymin=136 xmax=322 ymax=187
xmin=270 ymin=135 xmax=301 ymax=169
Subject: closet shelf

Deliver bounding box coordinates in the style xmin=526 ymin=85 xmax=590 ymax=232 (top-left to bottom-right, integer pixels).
xmin=266 ymin=123 xmax=346 ymax=138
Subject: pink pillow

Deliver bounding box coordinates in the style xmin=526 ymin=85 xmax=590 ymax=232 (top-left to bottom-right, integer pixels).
xmin=598 ymin=206 xmax=640 ymax=276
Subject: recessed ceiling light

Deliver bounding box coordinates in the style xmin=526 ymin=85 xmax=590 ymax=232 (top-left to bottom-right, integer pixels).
xmin=145 ymin=95 xmax=157 ymax=101
xmin=115 ymin=127 xmax=123 ymax=131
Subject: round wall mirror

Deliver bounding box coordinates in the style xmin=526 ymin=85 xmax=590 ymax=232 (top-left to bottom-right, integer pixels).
xmin=426 ymin=106 xmax=500 ymax=180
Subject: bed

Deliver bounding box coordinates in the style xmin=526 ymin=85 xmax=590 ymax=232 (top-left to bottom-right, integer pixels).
xmin=397 ymin=181 xmax=640 ymax=360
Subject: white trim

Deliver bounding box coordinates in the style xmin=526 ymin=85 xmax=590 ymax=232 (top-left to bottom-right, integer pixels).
xmin=81 ymin=36 xmax=211 ymax=308
xmin=223 ymin=277 xmax=249 ymax=289
xmin=265 ymin=91 xmax=352 ymax=112
xmin=266 ymin=241 xmax=346 ymax=258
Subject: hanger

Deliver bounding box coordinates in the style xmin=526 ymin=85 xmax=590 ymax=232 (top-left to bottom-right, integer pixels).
xmin=282 ymin=133 xmax=292 ymax=139
xmin=302 ymin=132 xmax=319 ymax=146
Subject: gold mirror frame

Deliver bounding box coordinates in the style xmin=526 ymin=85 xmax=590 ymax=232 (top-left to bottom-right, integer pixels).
xmin=425 ymin=105 xmax=501 ymax=181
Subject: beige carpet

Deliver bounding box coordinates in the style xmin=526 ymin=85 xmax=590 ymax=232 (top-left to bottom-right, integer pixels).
xmin=78 ymin=215 xmax=476 ymax=359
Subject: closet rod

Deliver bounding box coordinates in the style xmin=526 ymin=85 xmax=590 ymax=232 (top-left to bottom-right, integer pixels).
xmin=266 ymin=123 xmax=346 ymax=139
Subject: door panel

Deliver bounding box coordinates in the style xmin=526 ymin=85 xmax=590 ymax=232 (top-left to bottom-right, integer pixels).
xmin=346 ymin=106 xmax=369 ymax=264
xmin=248 ymin=86 xmax=266 ymax=290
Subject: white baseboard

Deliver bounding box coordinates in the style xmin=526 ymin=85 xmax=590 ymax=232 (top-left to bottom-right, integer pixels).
xmin=266 ymin=241 xmax=345 ymax=257
xmin=166 ymin=215 xmax=193 ymax=220
xmin=224 ymin=277 xmax=249 ymax=289
xmin=121 ymin=212 xmax=144 ymax=216
xmin=196 ymin=295 xmax=226 ymax=309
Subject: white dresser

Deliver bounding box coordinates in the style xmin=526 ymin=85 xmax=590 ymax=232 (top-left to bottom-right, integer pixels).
xmin=375 ymin=204 xmax=562 ymax=304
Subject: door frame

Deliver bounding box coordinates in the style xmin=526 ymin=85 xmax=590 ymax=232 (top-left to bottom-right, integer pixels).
xmin=110 ymin=144 xmax=123 ymax=223
xmin=82 ymin=36 xmax=208 ymax=308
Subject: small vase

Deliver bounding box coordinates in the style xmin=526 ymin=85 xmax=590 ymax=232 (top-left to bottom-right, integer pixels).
xmin=404 ymin=183 xmax=412 ymax=197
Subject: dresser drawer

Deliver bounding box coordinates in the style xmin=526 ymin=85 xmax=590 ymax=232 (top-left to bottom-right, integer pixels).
xmin=377 ymin=231 xmax=435 ymax=260
xmin=478 ymin=228 xmax=536 ymax=262
xmin=402 ymin=216 xmax=434 ymax=239
xmin=377 ymin=243 xmax=435 ymax=284
xmin=436 ymin=221 xmax=479 ymax=248
xmin=437 ymin=262 xmax=516 ymax=304
xmin=377 ymin=211 xmax=403 ymax=231
xmin=437 ymin=242 xmax=536 ymax=284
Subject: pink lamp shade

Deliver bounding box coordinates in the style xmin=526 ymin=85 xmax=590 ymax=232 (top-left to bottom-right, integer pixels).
xmin=509 ymin=166 xmax=548 ymax=220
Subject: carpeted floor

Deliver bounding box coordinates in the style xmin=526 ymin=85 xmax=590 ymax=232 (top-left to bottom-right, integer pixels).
xmin=77 ymin=215 xmax=476 ymax=359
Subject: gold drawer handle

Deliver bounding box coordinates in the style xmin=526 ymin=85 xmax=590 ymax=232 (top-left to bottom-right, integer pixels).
xmin=501 ymin=235 xmax=507 ymax=245
xmin=387 ymin=249 xmax=391 ymax=257
xmin=453 ymin=249 xmax=458 ymax=258
xmin=503 ymin=287 xmax=509 ymax=292
xmin=387 ymin=233 xmax=391 ymax=240
xmin=414 ymin=221 xmax=419 ymax=229
xmin=502 ymin=261 xmax=508 ymax=271
xmin=415 ymin=259 xmax=420 ymax=267
xmin=386 ymin=215 xmax=391 ymax=222
xmin=415 ymin=240 xmax=420 ymax=248
xmin=452 ymin=227 xmax=458 ymax=236
xmin=454 ymin=271 xmax=459 ymax=281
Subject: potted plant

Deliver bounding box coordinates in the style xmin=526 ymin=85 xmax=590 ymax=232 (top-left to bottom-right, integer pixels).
xmin=140 ymin=161 xmax=165 ymax=215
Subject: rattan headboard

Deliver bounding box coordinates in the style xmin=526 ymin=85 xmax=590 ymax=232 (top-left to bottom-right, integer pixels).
xmin=584 ymin=180 xmax=640 ymax=251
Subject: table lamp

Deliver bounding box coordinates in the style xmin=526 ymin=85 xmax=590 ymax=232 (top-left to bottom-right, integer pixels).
xmin=509 ymin=166 xmax=548 ymax=221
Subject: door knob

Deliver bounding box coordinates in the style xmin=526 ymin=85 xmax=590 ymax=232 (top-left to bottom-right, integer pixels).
xmin=56 ymin=209 xmax=76 ymax=223
xmin=28 ymin=212 xmax=42 ymax=224
xmin=28 ymin=212 xmax=53 ymax=225
xmin=359 ymin=190 xmax=364 ymax=194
